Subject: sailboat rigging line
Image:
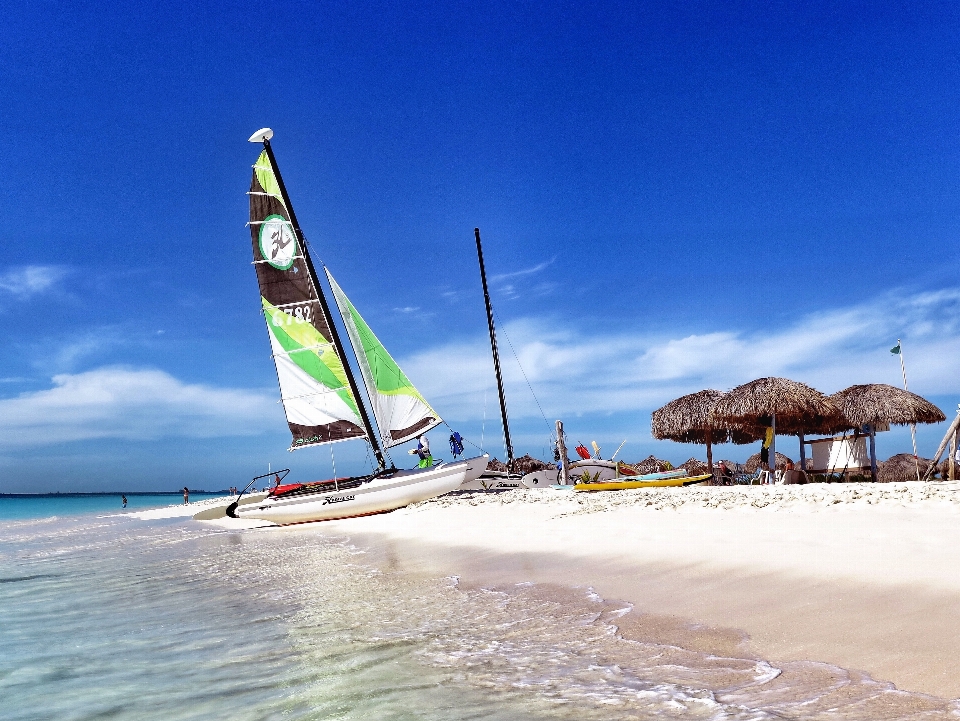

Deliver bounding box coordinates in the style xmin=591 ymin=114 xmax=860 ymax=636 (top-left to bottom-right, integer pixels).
xmin=475 ymin=228 xmax=514 ymax=467
xmin=331 ymin=445 xmax=339 ymax=492
xmin=491 ymin=305 xmax=553 ymax=436
xmin=439 ymin=419 xmax=487 ymax=455
xmin=481 ymin=386 xmax=487 ymax=452
xmin=259 ymin=138 xmax=388 ymax=471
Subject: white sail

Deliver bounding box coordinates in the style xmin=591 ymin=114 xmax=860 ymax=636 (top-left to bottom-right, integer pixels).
xmin=261 ymin=297 xmax=368 ymax=447
xmin=326 ymin=270 xmax=442 ymax=447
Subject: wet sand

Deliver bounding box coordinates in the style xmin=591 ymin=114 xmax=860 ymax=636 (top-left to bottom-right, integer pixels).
xmin=319 ymin=483 xmax=960 ymax=701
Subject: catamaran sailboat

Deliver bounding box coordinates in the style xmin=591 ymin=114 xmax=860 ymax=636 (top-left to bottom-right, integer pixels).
xmin=229 ymin=129 xmax=487 ymax=525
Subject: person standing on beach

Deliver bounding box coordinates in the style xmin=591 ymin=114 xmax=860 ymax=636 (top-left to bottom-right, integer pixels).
xmin=183 ymin=487 xmax=189 ymax=505
xmin=409 ymin=434 xmax=433 ymax=468
xmin=121 ymin=495 xmax=127 ymax=508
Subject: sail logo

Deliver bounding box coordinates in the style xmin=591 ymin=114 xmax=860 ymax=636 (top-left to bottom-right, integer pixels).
xmin=259 ymin=214 xmax=297 ymax=270
xmin=322 ymin=494 xmax=355 ymax=505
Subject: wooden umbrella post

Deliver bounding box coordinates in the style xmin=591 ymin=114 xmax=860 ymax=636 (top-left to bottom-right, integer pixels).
xmin=868 ymin=423 xmax=878 ymax=482
xmin=556 ymin=420 xmax=569 ymax=486
xmin=705 ymin=427 xmax=713 ymax=473
xmin=769 ymin=413 xmax=777 ymax=483
xmin=798 ymin=433 xmax=806 ymax=473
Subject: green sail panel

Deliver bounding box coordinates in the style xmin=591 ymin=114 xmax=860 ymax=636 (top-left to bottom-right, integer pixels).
xmin=249 ymin=150 xmax=366 ymax=448
xmin=326 ymin=270 xmax=442 ymax=447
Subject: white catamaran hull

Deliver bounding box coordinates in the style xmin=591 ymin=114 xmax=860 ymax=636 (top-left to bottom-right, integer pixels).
xmin=459 ymin=469 xmax=525 ymax=491
xmin=522 ymin=459 xmax=619 ymax=487
xmin=233 ymin=457 xmax=477 ymax=525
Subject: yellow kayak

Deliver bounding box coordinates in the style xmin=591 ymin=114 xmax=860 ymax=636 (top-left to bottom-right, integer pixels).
xmin=574 ymin=474 xmax=711 ymax=491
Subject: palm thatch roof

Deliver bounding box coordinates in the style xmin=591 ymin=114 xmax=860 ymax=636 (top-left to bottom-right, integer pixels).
xmin=831 ymin=384 xmax=945 ymax=427
xmin=486 ymin=457 xmax=508 ymax=472
xmin=878 ymin=453 xmax=938 ymax=483
xmin=513 ymin=454 xmax=552 ymax=474
xmin=713 ymin=377 xmax=844 ymax=435
xmin=651 ymin=389 xmax=763 ymax=444
xmin=744 ymin=451 xmax=794 ymax=472
xmin=631 ymin=455 xmax=675 ymax=474
xmin=678 ymin=457 xmax=709 ymax=476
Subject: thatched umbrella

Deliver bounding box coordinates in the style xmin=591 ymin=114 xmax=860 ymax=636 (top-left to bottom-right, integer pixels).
xmin=744 ymin=451 xmax=794 ymax=473
xmin=631 ymin=455 xmax=676 ymax=474
xmin=678 ymin=457 xmax=710 ymax=477
xmin=831 ymin=384 xmax=945 ymax=481
xmin=878 ymin=453 xmax=939 ymax=483
xmin=713 ymin=377 xmax=841 ymax=473
xmin=512 ymin=454 xmax=552 ymax=475
xmin=651 ymin=389 xmax=761 ymax=473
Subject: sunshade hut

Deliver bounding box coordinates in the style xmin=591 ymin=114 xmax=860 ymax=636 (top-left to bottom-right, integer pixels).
xmin=712 ymin=377 xmax=842 ymax=472
xmin=651 ymin=389 xmax=761 ymax=473
xmin=831 ymin=384 xmax=945 ymax=481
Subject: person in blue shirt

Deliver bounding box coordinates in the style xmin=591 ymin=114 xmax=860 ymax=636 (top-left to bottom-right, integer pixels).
xmin=409 ymin=435 xmax=433 ymax=469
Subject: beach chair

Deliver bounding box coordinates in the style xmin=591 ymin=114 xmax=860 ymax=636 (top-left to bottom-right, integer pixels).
xmin=711 ymin=468 xmax=733 ymax=485
xmin=733 ymin=469 xmax=764 ymax=485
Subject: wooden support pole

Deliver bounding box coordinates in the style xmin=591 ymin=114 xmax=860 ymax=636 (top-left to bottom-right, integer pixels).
xmin=705 ymin=428 xmax=713 ymax=473
xmin=556 ymin=420 xmax=569 ymax=486
xmin=950 ymin=427 xmax=957 ymax=481
xmin=920 ymin=411 xmax=960 ymax=482
xmin=768 ymin=413 xmax=777 ymax=483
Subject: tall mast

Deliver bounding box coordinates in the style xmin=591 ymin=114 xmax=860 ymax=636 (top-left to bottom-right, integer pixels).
xmin=260 ymin=138 xmax=388 ymax=470
xmin=475 ymin=228 xmax=514 ymax=468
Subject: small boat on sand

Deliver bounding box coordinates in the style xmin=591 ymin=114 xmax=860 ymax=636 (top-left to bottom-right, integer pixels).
xmin=574 ymin=474 xmax=712 ymax=491
xmin=522 ymin=458 xmax=687 ymax=487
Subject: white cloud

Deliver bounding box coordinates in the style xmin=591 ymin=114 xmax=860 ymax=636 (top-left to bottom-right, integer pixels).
xmin=0 ymin=367 xmax=280 ymax=448
xmin=488 ymin=258 xmax=556 ymax=300
xmin=401 ymin=287 xmax=960 ymax=422
xmin=0 ymin=266 xmax=69 ymax=297
xmin=489 ymin=258 xmax=555 ymax=282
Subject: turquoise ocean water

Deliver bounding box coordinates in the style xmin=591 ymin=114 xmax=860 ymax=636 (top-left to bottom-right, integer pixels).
xmin=1 ymin=499 xmax=957 ymax=720
xmin=0 ymin=493 xmax=227 ymax=521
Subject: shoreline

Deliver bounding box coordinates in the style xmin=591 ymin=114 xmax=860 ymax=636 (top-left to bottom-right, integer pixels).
xmin=308 ymin=482 xmax=960 ymax=701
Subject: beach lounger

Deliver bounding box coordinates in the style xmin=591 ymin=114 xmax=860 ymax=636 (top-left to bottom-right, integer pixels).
xmin=733 ymin=469 xmax=764 ymax=485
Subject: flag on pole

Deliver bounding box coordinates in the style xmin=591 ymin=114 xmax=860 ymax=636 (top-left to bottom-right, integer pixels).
xmin=890 ymin=343 xmax=901 ymax=355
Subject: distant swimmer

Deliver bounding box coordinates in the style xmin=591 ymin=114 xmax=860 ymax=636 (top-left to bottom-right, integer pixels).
xmin=121 ymin=495 xmax=127 ymax=508
xmin=183 ymin=487 xmax=189 ymax=505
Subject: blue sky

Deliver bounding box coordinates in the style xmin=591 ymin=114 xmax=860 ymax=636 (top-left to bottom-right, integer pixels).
xmin=1 ymin=1 xmax=958 ymax=492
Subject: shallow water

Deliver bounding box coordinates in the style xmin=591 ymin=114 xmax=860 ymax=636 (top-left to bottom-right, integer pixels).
xmin=1 ymin=509 xmax=957 ymax=720
xmin=0 ymin=493 xmax=228 ymax=521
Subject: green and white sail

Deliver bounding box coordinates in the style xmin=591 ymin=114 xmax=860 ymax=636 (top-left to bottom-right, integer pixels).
xmin=326 ymin=270 xmax=442 ymax=447
xmin=249 ymin=150 xmax=367 ymax=449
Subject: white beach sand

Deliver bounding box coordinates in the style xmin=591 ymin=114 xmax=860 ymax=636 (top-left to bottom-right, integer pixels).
xmin=305 ymin=482 xmax=960 ymax=700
